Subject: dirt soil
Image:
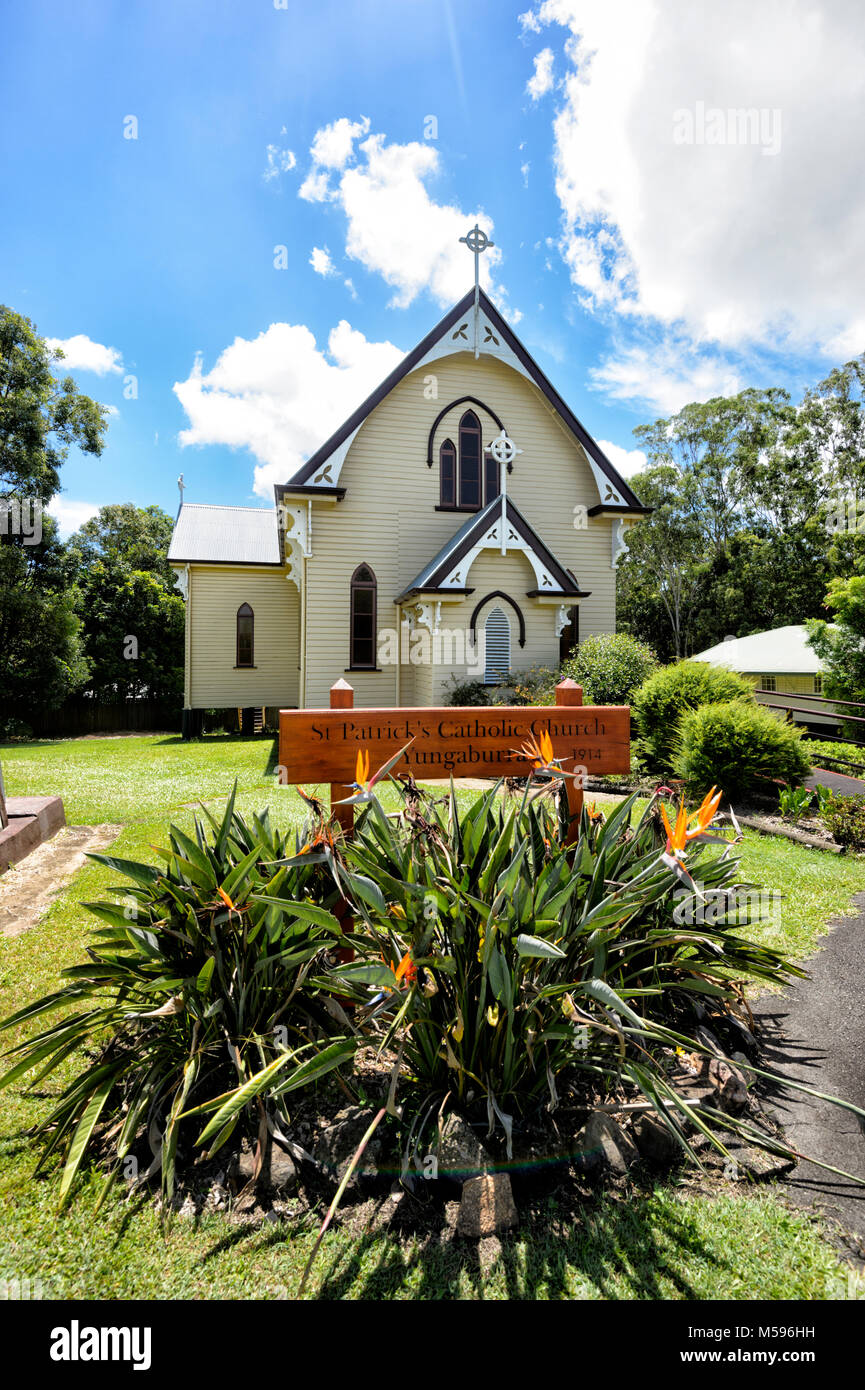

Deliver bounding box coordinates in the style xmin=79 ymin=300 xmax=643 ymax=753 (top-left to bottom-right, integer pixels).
xmin=0 ymin=824 xmax=122 ymax=936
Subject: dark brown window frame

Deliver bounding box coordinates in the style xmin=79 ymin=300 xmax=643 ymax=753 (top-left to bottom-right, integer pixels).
xmin=439 ymin=437 xmax=456 ymax=507
xmin=236 ymin=603 xmax=254 ymax=668
xmin=458 ymin=410 xmax=482 ymax=509
xmin=349 ymin=563 xmax=377 ymax=670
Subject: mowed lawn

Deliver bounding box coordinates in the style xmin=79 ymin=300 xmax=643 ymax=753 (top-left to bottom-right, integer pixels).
xmin=0 ymin=733 xmax=862 ymax=1299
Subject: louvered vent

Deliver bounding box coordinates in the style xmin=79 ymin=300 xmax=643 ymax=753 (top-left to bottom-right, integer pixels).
xmin=484 ymin=606 xmax=511 ymax=685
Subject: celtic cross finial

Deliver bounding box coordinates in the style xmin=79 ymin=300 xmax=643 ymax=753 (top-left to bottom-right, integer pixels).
xmin=459 ymin=223 xmax=495 ymax=360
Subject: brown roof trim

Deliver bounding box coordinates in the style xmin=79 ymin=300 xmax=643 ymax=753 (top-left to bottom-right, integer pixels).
xmin=587 ymin=502 xmax=652 ymax=517
xmin=170 ymin=558 xmax=284 ymax=568
xmin=397 ymin=586 xmax=476 ymax=600
xmin=274 ymin=483 xmax=346 ymax=500
xmin=525 ymin=587 xmax=590 ymax=599
xmin=287 ymin=287 xmax=646 ymax=510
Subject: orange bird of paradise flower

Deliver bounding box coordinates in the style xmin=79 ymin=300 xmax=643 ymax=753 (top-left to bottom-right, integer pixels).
xmin=660 ymin=788 xmax=724 ymax=882
xmin=516 ymin=727 xmax=570 ymax=777
xmin=335 ymin=739 xmax=416 ymax=805
xmin=380 ymin=949 xmax=417 ymax=990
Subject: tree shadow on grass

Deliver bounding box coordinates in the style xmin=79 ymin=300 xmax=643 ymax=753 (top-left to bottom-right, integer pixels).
xmin=294 ymin=1184 xmax=729 ymax=1301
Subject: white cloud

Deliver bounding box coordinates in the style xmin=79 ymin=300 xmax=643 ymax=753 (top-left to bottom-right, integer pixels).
xmin=526 ymin=0 xmax=865 ymax=365
xmin=298 ymin=120 xmax=506 ymax=309
xmin=173 ymin=319 xmax=405 ymax=498
xmin=309 ymin=246 xmax=336 ymax=277
xmin=49 ymin=499 xmax=101 ymax=537
xmin=298 ymin=168 xmax=334 ymax=204
xmin=521 ymin=161 xmax=531 ymax=187
xmin=596 ymin=439 xmax=647 ymax=479
xmin=590 ymin=339 xmax=744 ymax=415
xmin=46 ymin=334 xmax=123 ymax=375
xmin=263 ymin=144 xmax=297 ymax=182
xmin=526 ymin=48 xmax=555 ymax=101
xmin=310 ymin=116 xmax=370 ymax=170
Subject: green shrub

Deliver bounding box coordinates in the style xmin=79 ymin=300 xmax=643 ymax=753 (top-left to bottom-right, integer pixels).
xmin=0 ymin=715 xmax=33 ymax=742
xmin=445 ymin=676 xmax=517 ymax=706
xmin=674 ymin=700 xmax=811 ymax=801
xmin=778 ymin=784 xmax=814 ymax=820
xmin=0 ymin=791 xmax=355 ymax=1208
xmin=802 ymin=738 xmax=865 ymax=776
xmin=633 ymin=661 xmax=756 ymax=773
xmin=817 ymin=793 xmax=865 ymax=848
xmin=518 ymin=633 xmax=658 ymax=707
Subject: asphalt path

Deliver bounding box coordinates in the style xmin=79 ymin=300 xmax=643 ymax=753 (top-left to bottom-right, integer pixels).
xmin=752 ymin=893 xmax=865 ymax=1257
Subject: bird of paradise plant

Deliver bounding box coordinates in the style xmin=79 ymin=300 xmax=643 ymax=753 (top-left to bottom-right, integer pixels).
xmin=335 ymin=739 xmax=416 ymax=805
xmin=332 ymin=773 xmax=839 ymax=1183
xmin=515 ymin=726 xmax=580 ymax=781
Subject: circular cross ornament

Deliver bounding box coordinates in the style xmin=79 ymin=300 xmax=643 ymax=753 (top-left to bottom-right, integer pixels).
xmin=488 ymin=430 xmax=523 ymax=466
xmin=463 ymin=225 xmax=492 ymax=256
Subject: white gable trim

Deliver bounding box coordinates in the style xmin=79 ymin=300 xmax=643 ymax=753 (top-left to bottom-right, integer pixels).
xmin=438 ymin=511 xmax=559 ymax=594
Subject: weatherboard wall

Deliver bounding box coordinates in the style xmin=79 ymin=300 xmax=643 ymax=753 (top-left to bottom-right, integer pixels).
xmin=301 ymin=352 xmax=616 ymax=708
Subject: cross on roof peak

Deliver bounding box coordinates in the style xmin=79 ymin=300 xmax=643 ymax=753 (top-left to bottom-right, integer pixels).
xmin=459 ymin=223 xmax=495 ymax=360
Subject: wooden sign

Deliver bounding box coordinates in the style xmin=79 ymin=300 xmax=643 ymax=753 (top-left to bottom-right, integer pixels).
xmin=279 ymin=678 xmax=630 ymax=844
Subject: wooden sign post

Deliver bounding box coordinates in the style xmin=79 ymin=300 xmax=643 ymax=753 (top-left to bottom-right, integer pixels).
xmin=280 ymin=677 xmax=630 ymax=845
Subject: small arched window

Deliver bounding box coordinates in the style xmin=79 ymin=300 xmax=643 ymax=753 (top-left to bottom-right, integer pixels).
xmin=236 ymin=603 xmax=254 ymax=667
xmin=440 ymin=438 xmax=456 ymax=507
xmin=484 ymin=605 xmax=510 ymax=685
xmin=350 ymin=564 xmax=377 ymax=669
xmin=458 ymin=410 xmax=482 ymax=508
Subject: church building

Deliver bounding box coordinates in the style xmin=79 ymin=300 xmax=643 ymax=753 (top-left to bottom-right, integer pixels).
xmin=168 ymin=237 xmax=647 ymax=733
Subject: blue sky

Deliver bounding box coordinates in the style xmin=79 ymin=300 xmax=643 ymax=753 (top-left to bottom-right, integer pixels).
xmin=2 ymin=0 xmax=863 ymax=533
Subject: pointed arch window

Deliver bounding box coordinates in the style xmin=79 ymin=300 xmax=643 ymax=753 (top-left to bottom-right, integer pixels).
xmin=438 ymin=408 xmax=499 ymax=511
xmin=350 ymin=564 xmax=377 ymax=669
xmin=458 ymin=410 xmax=482 ymax=508
xmin=483 ymin=605 xmax=511 ymax=685
xmin=440 ymin=438 xmax=456 ymax=507
xmin=236 ymin=603 xmax=254 ymax=667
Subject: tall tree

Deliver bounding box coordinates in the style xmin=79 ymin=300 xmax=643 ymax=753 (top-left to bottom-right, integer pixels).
xmin=0 ymin=306 xmax=107 ymax=503
xmin=0 ymin=307 xmax=106 ymax=718
xmin=0 ymin=515 xmax=89 ymax=714
xmin=67 ymin=504 xmax=184 ymax=703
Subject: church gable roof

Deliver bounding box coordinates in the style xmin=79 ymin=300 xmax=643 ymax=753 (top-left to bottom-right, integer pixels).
xmin=397 ymin=494 xmax=590 ymax=602
xmin=168 ymin=504 xmax=281 ymax=566
xmin=286 ymin=288 xmax=648 ymax=513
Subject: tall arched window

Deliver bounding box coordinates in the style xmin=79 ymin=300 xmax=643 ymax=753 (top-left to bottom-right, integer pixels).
xmin=236 ymin=603 xmax=254 ymax=667
xmin=458 ymin=410 xmax=482 ymax=508
xmin=438 ymin=410 xmax=499 ymax=511
xmin=439 ymin=438 xmax=456 ymax=507
xmin=483 ymin=605 xmax=510 ymax=685
xmin=350 ymin=564 xmax=377 ymax=669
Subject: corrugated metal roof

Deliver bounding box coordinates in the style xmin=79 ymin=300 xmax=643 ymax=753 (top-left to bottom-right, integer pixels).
xmin=692 ymin=625 xmax=824 ymax=674
xmin=168 ymin=504 xmax=281 ymax=566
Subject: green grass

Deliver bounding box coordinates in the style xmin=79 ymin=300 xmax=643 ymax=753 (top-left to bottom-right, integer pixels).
xmin=0 ymin=1169 xmax=846 ymax=1301
xmin=0 ymin=734 xmax=860 ymax=1299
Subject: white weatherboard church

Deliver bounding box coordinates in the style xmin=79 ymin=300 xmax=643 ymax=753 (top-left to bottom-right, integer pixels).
xmin=168 ymin=230 xmax=648 ymax=735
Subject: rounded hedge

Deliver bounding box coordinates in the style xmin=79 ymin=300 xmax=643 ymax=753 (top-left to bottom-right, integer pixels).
xmin=524 ymin=632 xmax=658 ymax=707
xmin=633 ymin=660 xmax=756 ymax=773
xmin=673 ymin=699 xmax=811 ymax=802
